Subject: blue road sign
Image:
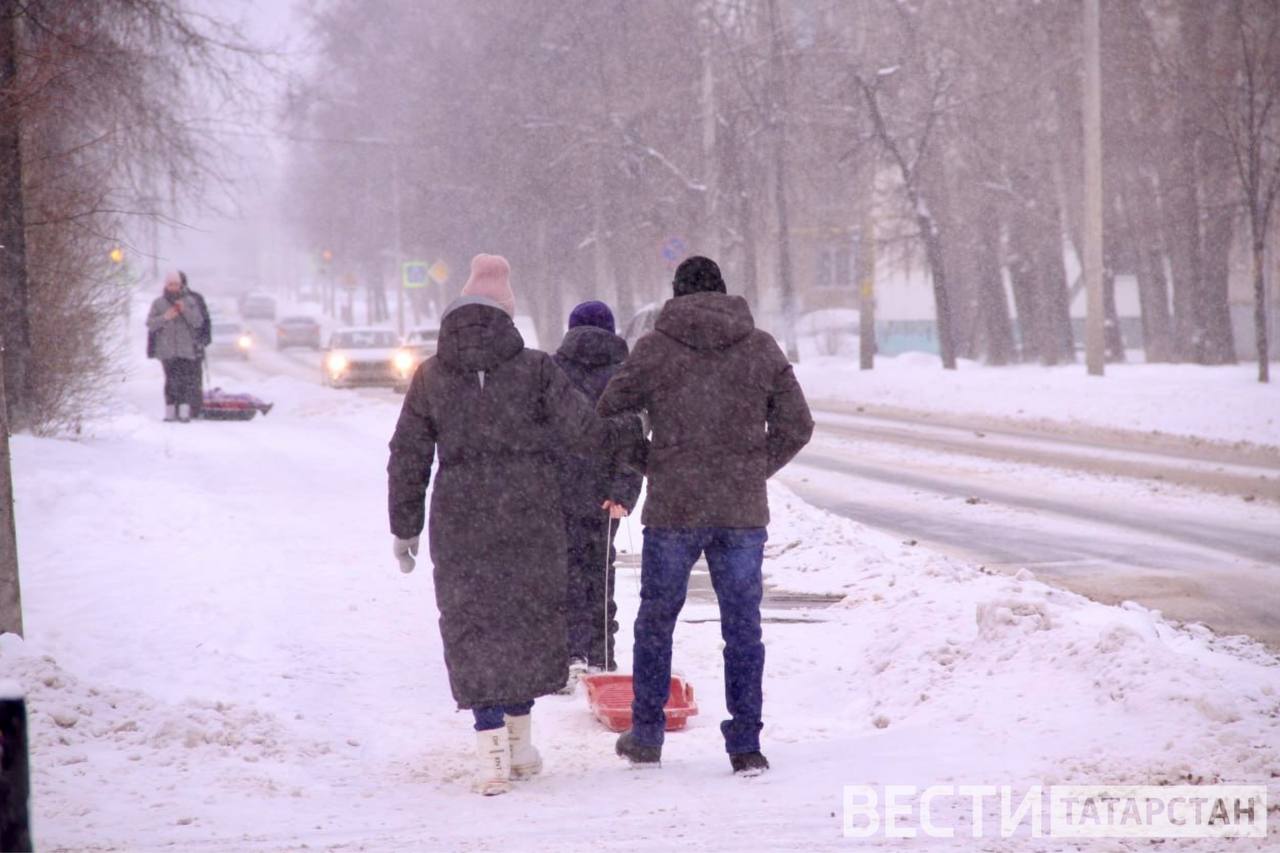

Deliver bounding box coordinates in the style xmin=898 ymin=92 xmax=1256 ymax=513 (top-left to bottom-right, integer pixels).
xmin=660 ymin=236 xmax=688 ymax=269
xmin=402 ymin=261 xmax=429 ymax=290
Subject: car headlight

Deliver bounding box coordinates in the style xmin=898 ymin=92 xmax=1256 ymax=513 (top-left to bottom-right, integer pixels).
xmin=327 ymin=352 xmax=349 ymax=374
xmin=237 ymin=334 xmax=253 ymax=350
xmin=393 ymin=350 xmax=414 ymax=374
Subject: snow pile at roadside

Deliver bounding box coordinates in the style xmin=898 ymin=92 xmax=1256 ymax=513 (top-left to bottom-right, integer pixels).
xmin=761 ymin=484 xmax=1280 ymax=790
xmin=795 ymin=354 xmax=1280 ymax=448
xmin=1 ymin=633 xmax=336 ymax=765
xmin=0 ymin=632 xmax=357 ymax=843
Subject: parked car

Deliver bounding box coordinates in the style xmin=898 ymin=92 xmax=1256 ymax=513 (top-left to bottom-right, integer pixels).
xmin=322 ymin=328 xmax=414 ymax=390
xmin=240 ymin=293 xmax=277 ymax=320
xmin=276 ymin=315 xmax=322 ymax=350
xmin=208 ymin=321 xmax=253 ymax=361
xmin=402 ymin=326 xmax=440 ymax=371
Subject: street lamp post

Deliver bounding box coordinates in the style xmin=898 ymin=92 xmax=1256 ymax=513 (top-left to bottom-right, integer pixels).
xmin=390 ymin=147 xmax=404 ymax=338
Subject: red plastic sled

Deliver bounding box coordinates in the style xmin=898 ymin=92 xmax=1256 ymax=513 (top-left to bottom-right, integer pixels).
xmin=580 ymin=674 xmax=698 ymax=733
xmin=199 ymin=387 xmax=274 ymax=421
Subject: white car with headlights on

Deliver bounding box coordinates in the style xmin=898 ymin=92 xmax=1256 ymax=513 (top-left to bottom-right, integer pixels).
xmin=208 ymin=321 xmax=254 ymax=361
xmin=322 ymin=328 xmax=415 ymax=390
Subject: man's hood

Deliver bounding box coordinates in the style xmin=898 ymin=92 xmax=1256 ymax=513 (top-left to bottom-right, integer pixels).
xmin=556 ymin=325 xmax=628 ymax=367
xmin=654 ymin=292 xmax=755 ymax=351
xmin=437 ymin=302 xmax=524 ymax=373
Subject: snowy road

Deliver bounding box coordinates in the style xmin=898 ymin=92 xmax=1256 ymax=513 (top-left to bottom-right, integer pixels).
xmin=783 ymin=407 xmax=1280 ymax=646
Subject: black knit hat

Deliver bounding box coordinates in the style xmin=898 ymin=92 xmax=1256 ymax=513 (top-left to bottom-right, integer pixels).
xmin=672 ymin=255 xmax=725 ymax=297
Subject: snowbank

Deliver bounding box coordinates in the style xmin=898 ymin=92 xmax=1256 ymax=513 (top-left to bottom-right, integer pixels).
xmin=795 ymin=355 xmax=1280 ymax=448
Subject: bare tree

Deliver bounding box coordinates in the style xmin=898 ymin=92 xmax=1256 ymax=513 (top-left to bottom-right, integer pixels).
xmin=857 ymin=62 xmax=958 ymax=370
xmin=284 ymin=0 xmax=1271 ymax=375
xmin=0 ymin=0 xmax=255 ymax=633
xmin=1211 ymin=0 xmax=1280 ymax=382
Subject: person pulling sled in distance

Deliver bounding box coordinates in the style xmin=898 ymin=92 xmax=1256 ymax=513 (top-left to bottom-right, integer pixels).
xmin=146 ymin=270 xmax=207 ymax=423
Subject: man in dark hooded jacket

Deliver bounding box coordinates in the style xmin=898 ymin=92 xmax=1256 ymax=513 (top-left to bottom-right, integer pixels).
xmin=553 ymin=301 xmax=643 ymax=677
xmin=598 ymin=255 xmax=814 ymax=775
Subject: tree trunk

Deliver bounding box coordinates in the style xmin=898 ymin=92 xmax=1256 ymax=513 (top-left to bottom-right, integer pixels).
xmin=1101 ymin=258 xmax=1126 ymax=362
xmin=930 ymin=166 xmax=979 ymax=359
xmin=1255 ymin=237 xmax=1271 ymax=383
xmin=1162 ymin=162 xmax=1205 ymax=361
xmin=0 ymin=5 xmax=31 ymax=430
xmin=740 ymin=183 xmax=760 ymax=316
xmin=1163 ymin=0 xmax=1214 ymax=362
xmin=1029 ymin=196 xmax=1076 ymax=366
xmin=534 ymin=219 xmax=562 ymax=351
xmin=1005 ymin=211 xmax=1038 ymax=362
xmin=610 ymin=241 xmax=635 ymax=327
xmin=858 ymin=207 xmax=877 ymax=370
xmin=1009 ymin=165 xmax=1074 ymax=364
xmin=917 ymin=205 xmax=957 ymax=369
xmin=976 ymin=204 xmax=1015 ymax=365
xmin=723 ymin=129 xmax=761 ymax=314
xmin=1200 ymin=212 xmax=1237 ymax=364
xmin=1119 ymin=174 xmax=1174 ymax=362
xmin=0 ymin=345 xmax=23 ymax=637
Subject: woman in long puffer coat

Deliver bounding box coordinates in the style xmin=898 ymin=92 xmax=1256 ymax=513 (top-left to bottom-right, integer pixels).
xmin=387 ymin=255 xmax=638 ymax=796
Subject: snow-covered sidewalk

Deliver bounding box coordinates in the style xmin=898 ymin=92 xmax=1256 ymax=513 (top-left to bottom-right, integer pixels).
xmin=795 ymin=354 xmax=1280 ymax=450
xmin=6 ymin=353 xmax=1279 ymax=850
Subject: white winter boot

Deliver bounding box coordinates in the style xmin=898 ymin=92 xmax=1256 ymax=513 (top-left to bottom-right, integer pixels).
xmin=177 ymin=403 xmax=191 ymax=423
xmin=163 ymin=404 xmax=178 ymax=422
xmin=471 ymin=727 xmax=512 ymax=796
xmin=506 ymin=713 xmax=543 ymax=780
xmin=557 ymin=657 xmax=589 ymax=695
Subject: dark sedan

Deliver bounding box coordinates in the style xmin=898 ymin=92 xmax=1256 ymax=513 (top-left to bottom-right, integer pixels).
xmin=276 ymin=315 xmax=322 ymax=350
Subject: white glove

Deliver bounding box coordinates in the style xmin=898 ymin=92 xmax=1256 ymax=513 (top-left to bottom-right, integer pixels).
xmin=393 ymin=536 xmax=420 ymax=574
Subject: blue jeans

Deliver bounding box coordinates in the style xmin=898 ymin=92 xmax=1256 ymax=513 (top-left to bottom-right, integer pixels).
xmin=630 ymin=526 xmax=767 ymax=754
xmin=472 ymin=700 xmax=534 ymax=732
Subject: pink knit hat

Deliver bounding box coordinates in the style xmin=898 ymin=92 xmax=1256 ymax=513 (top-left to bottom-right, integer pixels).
xmin=461 ymin=254 xmax=515 ymax=317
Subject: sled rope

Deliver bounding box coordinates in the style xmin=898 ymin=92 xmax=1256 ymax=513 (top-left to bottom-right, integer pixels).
xmin=604 ymin=514 xmax=612 ymax=673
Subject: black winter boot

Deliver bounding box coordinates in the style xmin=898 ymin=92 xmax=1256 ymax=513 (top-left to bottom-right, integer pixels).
xmin=615 ymin=731 xmax=661 ymax=766
xmin=729 ymin=751 xmax=770 ymax=776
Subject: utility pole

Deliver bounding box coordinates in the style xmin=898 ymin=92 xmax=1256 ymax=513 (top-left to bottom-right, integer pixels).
xmin=767 ymin=0 xmax=799 ymax=362
xmin=1083 ymin=0 xmax=1105 ymax=376
xmin=701 ymin=33 xmax=719 ymax=260
xmin=390 ymin=148 xmax=405 ymax=338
